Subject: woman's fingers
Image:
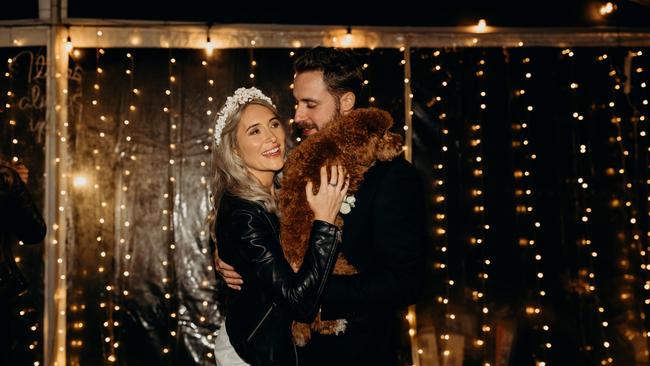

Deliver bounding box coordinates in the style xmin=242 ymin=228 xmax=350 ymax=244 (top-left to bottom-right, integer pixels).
xmin=319 ymin=165 xmax=328 ymax=191
xmin=307 ymin=165 xmax=351 ymax=224
xmin=330 ymin=165 xmax=338 ymax=187
xmin=336 ymin=165 xmax=345 ymax=190
xmin=341 ymin=175 xmax=350 ymax=198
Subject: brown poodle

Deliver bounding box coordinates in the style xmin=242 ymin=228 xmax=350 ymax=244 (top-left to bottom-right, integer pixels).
xmin=279 ymin=108 xmax=403 ymax=346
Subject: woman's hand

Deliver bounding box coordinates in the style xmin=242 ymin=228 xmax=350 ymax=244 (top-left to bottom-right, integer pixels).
xmin=305 ymin=165 xmax=350 ymax=224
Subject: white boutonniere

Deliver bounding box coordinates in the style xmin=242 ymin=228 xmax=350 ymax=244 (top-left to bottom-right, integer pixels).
xmin=340 ymin=195 xmax=356 ymax=215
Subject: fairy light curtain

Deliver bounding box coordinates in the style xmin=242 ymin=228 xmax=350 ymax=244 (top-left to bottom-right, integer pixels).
xmin=410 ymin=46 xmax=649 ymax=365
xmin=3 ymin=40 xmax=650 ymax=366
xmin=0 ymin=46 xmax=46 ymax=366
xmin=60 ymin=47 xmax=405 ymax=365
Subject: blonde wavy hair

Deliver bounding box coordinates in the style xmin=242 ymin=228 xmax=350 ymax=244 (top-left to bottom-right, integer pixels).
xmin=208 ymin=98 xmax=287 ymax=241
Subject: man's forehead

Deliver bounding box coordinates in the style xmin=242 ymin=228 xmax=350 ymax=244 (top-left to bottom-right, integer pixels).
xmin=294 ymin=70 xmax=325 ymax=85
xmin=294 ymin=72 xmax=330 ymax=100
xmin=293 ymin=87 xmax=324 ymax=102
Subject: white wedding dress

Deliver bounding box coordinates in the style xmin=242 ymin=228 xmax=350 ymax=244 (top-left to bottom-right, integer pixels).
xmin=214 ymin=319 xmax=250 ymax=366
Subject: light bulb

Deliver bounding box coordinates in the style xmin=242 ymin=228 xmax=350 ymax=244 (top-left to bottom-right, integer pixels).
xmin=599 ymin=2 xmax=615 ymax=16
xmin=341 ymin=26 xmax=353 ymax=48
xmin=73 ymin=175 xmax=89 ymax=188
xmin=205 ymin=36 xmax=214 ymax=56
xmin=475 ymin=19 xmax=488 ymax=33
xmin=65 ymin=36 xmax=73 ymax=53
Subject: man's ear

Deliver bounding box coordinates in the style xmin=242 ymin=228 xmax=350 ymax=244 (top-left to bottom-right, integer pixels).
xmin=340 ymin=91 xmax=355 ymax=115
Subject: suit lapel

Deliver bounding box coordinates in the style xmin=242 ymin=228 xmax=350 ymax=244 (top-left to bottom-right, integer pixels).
xmin=339 ymin=161 xmax=389 ymax=269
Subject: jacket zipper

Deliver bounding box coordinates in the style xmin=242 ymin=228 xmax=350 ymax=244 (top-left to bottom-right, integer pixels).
xmin=293 ymin=341 xmax=299 ymax=366
xmin=246 ymin=303 xmax=275 ymax=342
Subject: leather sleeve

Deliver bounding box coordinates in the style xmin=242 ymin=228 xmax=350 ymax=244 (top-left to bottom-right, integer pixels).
xmin=0 ymin=166 xmax=46 ymax=244
xmin=227 ymin=208 xmax=340 ymax=322
xmin=320 ymin=160 xmax=427 ymax=317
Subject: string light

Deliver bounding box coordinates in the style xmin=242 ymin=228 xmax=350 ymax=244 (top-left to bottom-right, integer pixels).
xmin=4 ymin=49 xmax=43 ymax=365
xmin=635 ymin=50 xmax=650 ymax=355
xmin=426 ymin=48 xmax=455 ymax=362
xmin=608 ymin=52 xmax=650 ymax=357
xmin=289 ymin=48 xmax=299 ymax=142
xmin=205 ymin=24 xmax=214 ymax=56
xmin=511 ymin=51 xmax=552 ymax=364
xmin=471 ymin=53 xmax=492 ymax=365
xmin=90 ymin=46 xmax=120 ymax=364
xmin=403 ymin=46 xmax=413 ymax=160
xmin=633 ymin=48 xmax=650 ymax=316
xmin=164 ymin=49 xmax=179 ymax=356
xmin=201 ymin=51 xmax=221 ymax=346
xmin=5 ymin=55 xmax=18 ymax=163
xmin=112 ymin=49 xmax=140 ymax=362
xmin=400 ymin=45 xmax=419 ymax=365
xmin=566 ymin=48 xmax=613 ymax=363
xmin=249 ymin=43 xmax=256 ymax=82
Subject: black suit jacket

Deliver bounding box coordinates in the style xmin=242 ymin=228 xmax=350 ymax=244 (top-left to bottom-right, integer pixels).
xmin=299 ymin=156 xmax=427 ymax=366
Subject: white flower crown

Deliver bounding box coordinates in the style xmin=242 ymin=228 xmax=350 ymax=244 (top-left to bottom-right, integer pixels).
xmin=213 ymin=87 xmax=274 ymax=146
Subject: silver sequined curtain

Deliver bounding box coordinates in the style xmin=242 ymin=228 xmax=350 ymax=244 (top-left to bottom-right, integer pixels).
xmin=66 ymin=49 xmax=249 ymax=365
xmin=65 ymin=47 xmax=405 ymax=365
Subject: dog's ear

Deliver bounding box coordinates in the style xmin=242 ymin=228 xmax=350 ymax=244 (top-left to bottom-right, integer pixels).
xmin=376 ymin=132 xmax=403 ymax=161
xmin=349 ymin=108 xmax=394 ymax=135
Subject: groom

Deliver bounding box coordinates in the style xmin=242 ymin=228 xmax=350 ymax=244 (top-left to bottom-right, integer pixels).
xmin=217 ymin=46 xmax=427 ymax=365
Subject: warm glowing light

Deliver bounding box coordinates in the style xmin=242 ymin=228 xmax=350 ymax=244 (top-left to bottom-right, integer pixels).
xmin=205 ymin=37 xmax=214 ymax=56
xmin=475 ymin=19 xmax=488 ymax=33
xmin=64 ymin=36 xmax=73 ymax=53
xmin=73 ymin=175 xmax=89 ymax=188
xmin=341 ymin=27 xmax=353 ymax=48
xmin=599 ymin=2 xmax=615 ymax=16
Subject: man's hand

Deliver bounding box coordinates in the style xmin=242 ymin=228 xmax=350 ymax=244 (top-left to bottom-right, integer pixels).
xmin=214 ymin=249 xmax=243 ymax=290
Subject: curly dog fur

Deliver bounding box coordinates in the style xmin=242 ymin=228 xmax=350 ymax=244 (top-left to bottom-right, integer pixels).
xmin=278 ymin=108 xmax=403 ymax=346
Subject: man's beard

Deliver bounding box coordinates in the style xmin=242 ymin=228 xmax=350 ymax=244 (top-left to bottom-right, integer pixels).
xmin=298 ymin=109 xmax=341 ymax=137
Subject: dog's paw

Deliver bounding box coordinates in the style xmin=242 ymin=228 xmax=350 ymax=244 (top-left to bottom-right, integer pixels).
xmin=291 ymin=321 xmax=312 ymax=347
xmin=312 ymin=319 xmax=348 ymax=335
xmin=332 ymin=319 xmax=348 ymax=335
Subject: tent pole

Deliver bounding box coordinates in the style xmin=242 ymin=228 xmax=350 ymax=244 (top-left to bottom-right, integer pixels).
xmin=43 ymin=0 xmax=69 ymax=364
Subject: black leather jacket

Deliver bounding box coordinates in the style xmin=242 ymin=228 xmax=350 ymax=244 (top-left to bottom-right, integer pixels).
xmin=0 ymin=164 xmax=46 ymax=299
xmin=215 ymin=193 xmax=340 ymax=366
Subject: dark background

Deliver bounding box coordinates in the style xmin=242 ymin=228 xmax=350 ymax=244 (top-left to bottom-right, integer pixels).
xmin=3 ymin=0 xmax=650 ymax=28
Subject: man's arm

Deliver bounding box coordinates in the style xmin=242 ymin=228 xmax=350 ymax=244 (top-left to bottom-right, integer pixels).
xmin=320 ymin=160 xmax=427 ymax=317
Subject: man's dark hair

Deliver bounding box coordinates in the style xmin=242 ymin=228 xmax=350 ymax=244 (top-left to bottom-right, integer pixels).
xmin=293 ymin=47 xmax=363 ymax=99
xmin=0 ymin=152 xmax=11 ymax=170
